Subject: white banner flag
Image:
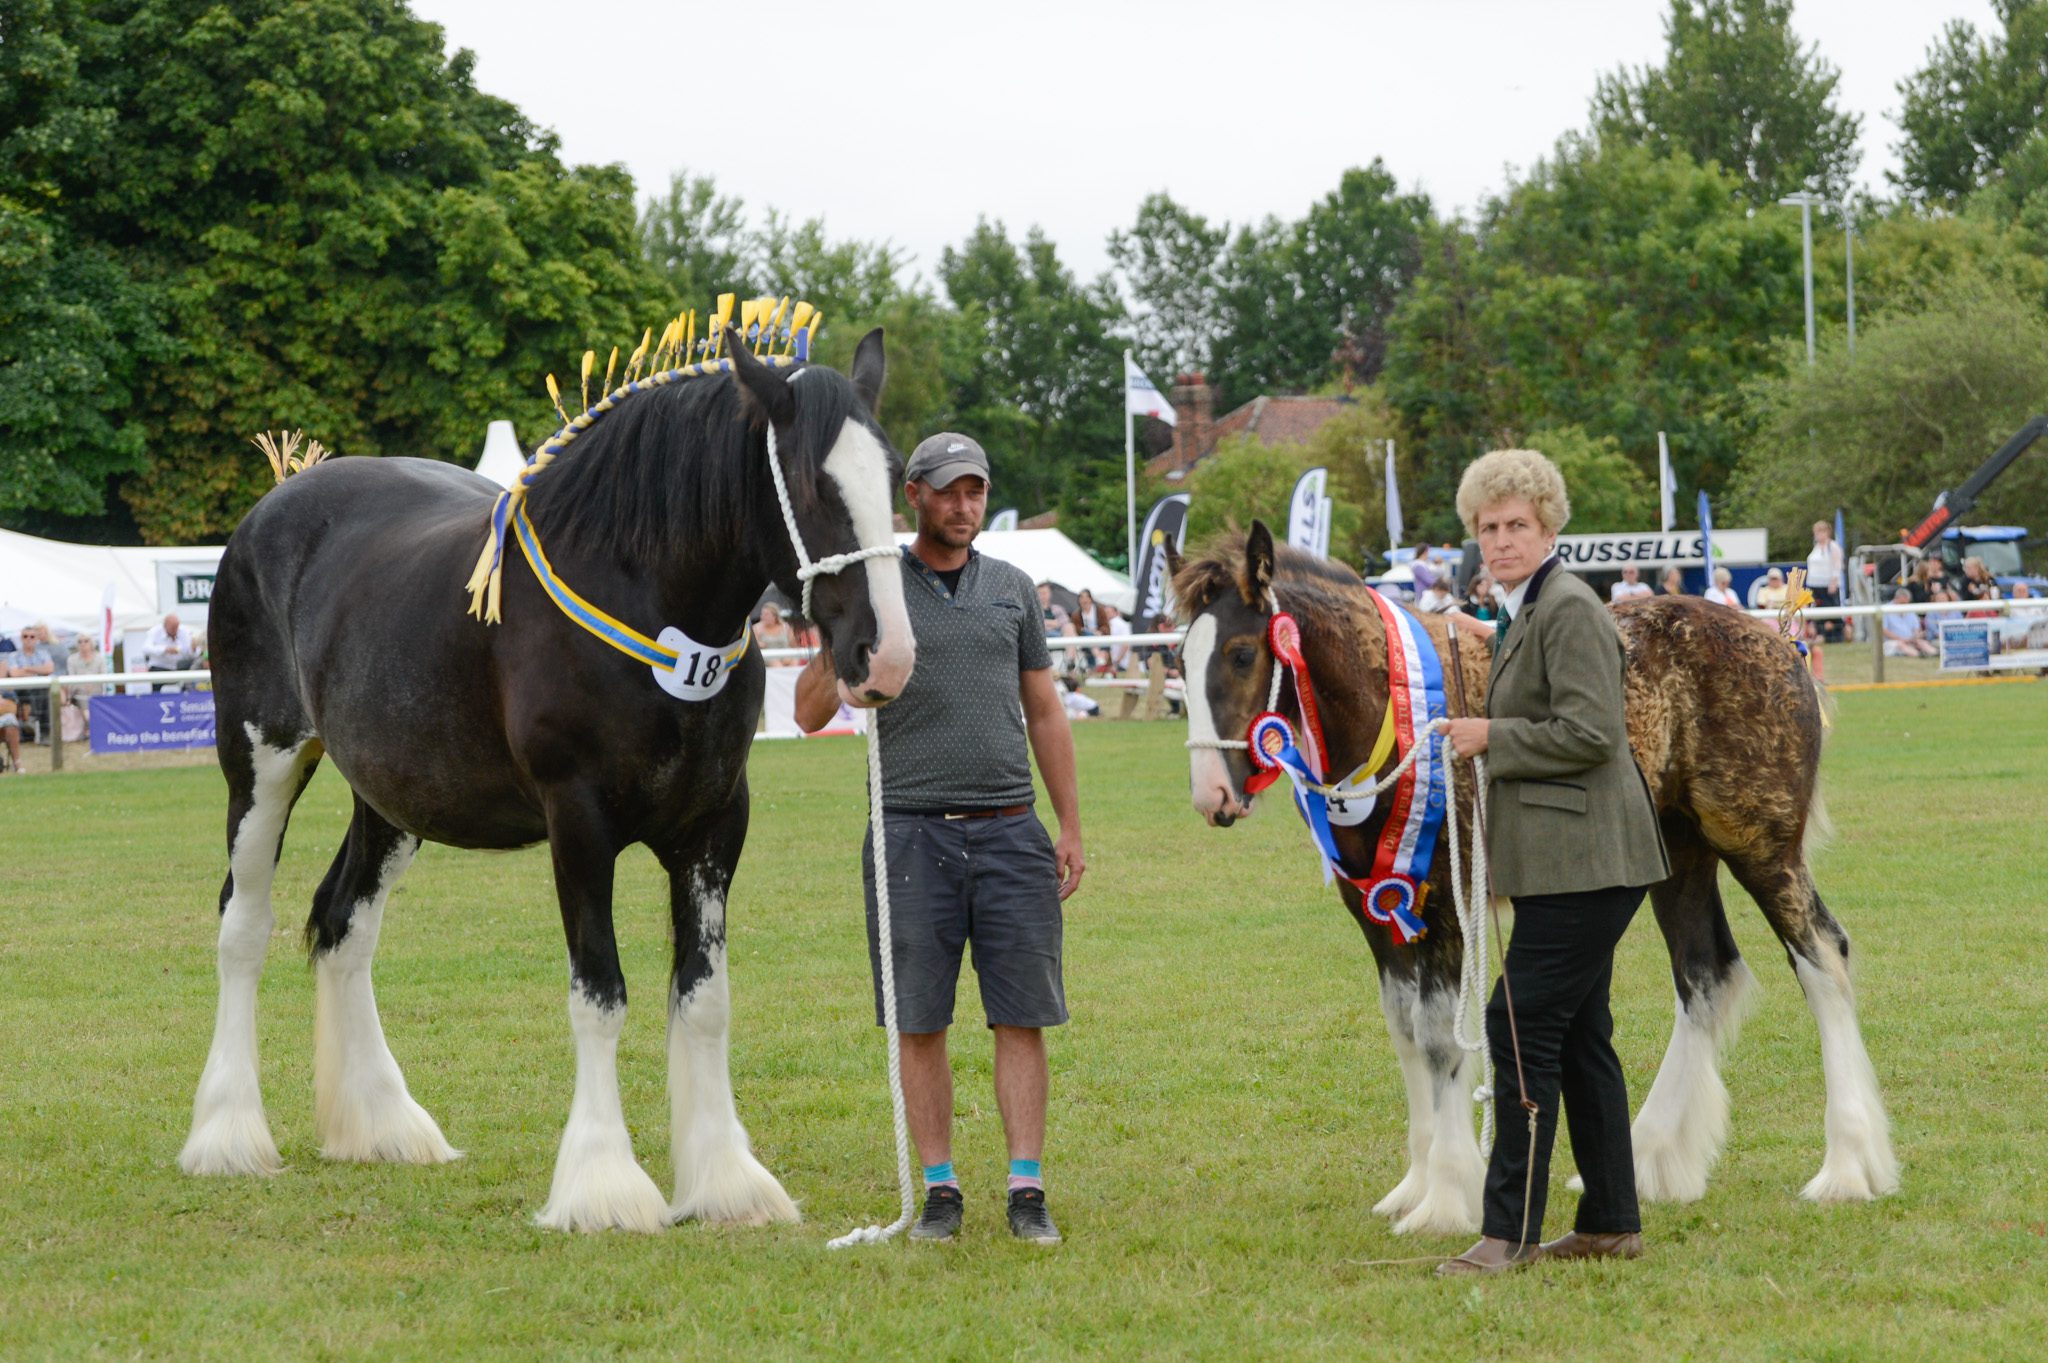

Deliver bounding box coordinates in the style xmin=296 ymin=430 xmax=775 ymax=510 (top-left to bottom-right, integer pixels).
xmin=1658 ymin=431 xmax=1677 ymax=534
xmin=988 ymin=508 xmax=1019 ymax=533
xmin=1384 ymin=441 xmax=1404 ymax=549
xmin=1316 ymin=496 xmax=1333 ymax=560
xmin=1124 ymin=356 xmax=1177 ymax=426
xmin=1287 ymin=467 xmax=1328 ymax=556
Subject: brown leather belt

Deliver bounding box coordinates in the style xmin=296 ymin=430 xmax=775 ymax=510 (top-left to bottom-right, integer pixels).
xmin=943 ymin=805 xmax=1030 ymax=820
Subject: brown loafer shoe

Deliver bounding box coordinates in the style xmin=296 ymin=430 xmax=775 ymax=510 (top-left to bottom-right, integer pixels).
xmin=1538 ymin=1230 xmax=1644 ymax=1261
xmin=1434 ymin=1236 xmax=1542 ymax=1277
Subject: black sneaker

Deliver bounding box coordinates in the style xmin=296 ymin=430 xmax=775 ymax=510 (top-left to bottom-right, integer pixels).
xmin=909 ymin=1185 xmax=964 ymax=1241
xmin=1007 ymin=1187 xmax=1061 ymax=1244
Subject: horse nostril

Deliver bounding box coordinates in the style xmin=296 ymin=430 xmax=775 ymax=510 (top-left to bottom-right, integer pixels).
xmin=852 ymin=642 xmax=872 ymax=676
xmin=1213 ymin=811 xmax=1237 ymax=828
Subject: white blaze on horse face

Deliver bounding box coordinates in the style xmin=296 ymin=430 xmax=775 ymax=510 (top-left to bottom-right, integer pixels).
xmin=1181 ymin=614 xmax=1245 ymax=822
xmin=822 ymin=418 xmax=914 ymax=701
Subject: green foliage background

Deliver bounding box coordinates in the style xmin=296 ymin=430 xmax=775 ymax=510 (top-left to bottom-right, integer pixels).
xmin=9 ymin=0 xmax=2048 ymax=567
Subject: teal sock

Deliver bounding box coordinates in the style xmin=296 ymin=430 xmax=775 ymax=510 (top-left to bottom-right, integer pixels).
xmin=1008 ymin=1158 xmax=1042 ymax=1192
xmin=923 ymin=1161 xmax=957 ymax=1189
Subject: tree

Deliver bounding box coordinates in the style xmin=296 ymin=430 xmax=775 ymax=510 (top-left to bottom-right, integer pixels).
xmin=939 ymin=221 xmax=1124 ymax=524
xmin=1731 ymin=281 xmax=2048 ymax=552
xmin=1594 ymin=0 xmax=1862 ymax=204
xmin=1183 ymin=435 xmax=1318 ymax=550
xmin=1109 ymin=164 xmax=1433 ymax=414
xmin=1895 ymin=1 xmax=2048 ymax=206
xmin=1106 ymin=193 xmax=1226 ymax=389
xmin=0 ymin=0 xmax=666 ymax=542
xmin=1524 ymin=426 xmax=1655 ymax=534
xmin=1383 ymin=137 xmax=1802 ymax=541
xmin=638 ymin=171 xmax=750 ymax=306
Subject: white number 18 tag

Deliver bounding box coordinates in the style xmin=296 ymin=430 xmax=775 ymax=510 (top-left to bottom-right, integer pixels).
xmin=650 ymin=625 xmax=748 ymax=702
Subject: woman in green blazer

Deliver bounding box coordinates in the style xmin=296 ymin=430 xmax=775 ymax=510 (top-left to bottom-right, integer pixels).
xmin=1436 ymin=449 xmax=1670 ymax=1276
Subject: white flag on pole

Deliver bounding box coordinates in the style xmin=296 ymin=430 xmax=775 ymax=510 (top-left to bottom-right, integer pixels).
xmin=1657 ymin=431 xmax=1677 ymax=534
xmin=1384 ymin=441 xmax=1404 ymax=549
xmin=1124 ymin=356 xmax=1176 ymax=426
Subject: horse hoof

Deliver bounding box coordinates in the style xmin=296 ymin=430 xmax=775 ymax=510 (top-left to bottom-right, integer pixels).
xmin=1372 ymin=1169 xmax=1428 ymax=1221
xmin=318 ymin=1090 xmax=461 ymax=1166
xmin=1392 ymin=1193 xmax=1480 ymax=1237
xmin=671 ymin=1141 xmax=800 ymax=1225
xmin=179 ymin=1111 xmax=284 ymax=1178
xmin=1800 ymin=1159 xmax=1899 ymax=1203
xmin=536 ymin=1148 xmax=670 ymax=1233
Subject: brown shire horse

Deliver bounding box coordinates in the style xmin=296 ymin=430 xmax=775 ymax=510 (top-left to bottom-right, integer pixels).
xmin=1172 ymin=523 xmax=1896 ymax=1235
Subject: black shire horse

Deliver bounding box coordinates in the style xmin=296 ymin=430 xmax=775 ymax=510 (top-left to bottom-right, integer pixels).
xmin=179 ymin=330 xmax=914 ymax=1233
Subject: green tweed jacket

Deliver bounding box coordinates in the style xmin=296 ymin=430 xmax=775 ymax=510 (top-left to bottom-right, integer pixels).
xmin=1485 ymin=562 xmax=1670 ymax=898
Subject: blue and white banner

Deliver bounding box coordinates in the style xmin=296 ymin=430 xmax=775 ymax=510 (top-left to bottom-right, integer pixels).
xmin=90 ymin=693 xmax=217 ymax=753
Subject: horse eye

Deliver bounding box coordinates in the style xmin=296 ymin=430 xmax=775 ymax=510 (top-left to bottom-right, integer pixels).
xmin=1229 ymin=647 xmax=1256 ymax=671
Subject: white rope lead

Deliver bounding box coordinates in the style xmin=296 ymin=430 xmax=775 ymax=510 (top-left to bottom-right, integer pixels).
xmin=755 ymin=424 xmax=914 ymax=1249
xmin=1436 ymin=734 xmax=1496 ymax=1155
xmin=827 ymin=731 xmax=917 ymax=1248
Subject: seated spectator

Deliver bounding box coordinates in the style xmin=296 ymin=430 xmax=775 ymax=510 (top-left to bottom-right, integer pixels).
xmin=1103 ymin=602 xmax=1132 ymax=673
xmin=1756 ymin=567 xmax=1790 ymax=611
xmin=1416 ymin=576 xmax=1458 ymax=614
xmin=752 ymin=602 xmax=798 ymax=663
xmin=1072 ymin=588 xmax=1104 ymax=672
xmin=0 ymin=701 xmax=17 ymax=772
xmin=2011 ymin=582 xmax=2044 ymax=616
xmin=145 ymin=612 xmax=198 ymax=690
xmin=1658 ymin=566 xmax=1685 ymax=596
xmin=1610 ymin=565 xmax=1653 ymax=603
xmin=60 ymin=631 xmax=113 ymax=734
xmin=1884 ymin=587 xmax=1937 ymax=656
xmin=1462 ymin=573 xmax=1499 ymax=621
xmin=5 ymin=623 xmax=57 ymax=737
xmin=1958 ymin=557 xmax=2001 ymax=617
xmin=1703 ymin=566 xmax=1741 ymax=607
xmin=1905 ymin=557 xmax=1949 ymax=605
xmin=1036 ymin=582 xmax=1073 ymax=636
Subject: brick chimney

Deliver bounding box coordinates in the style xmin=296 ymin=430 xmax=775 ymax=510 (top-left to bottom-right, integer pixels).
xmin=1168 ymin=373 xmax=1215 ymax=476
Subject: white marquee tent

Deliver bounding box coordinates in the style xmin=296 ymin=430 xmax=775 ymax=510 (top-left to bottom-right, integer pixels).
xmin=0 ymin=526 xmax=224 ymax=640
xmin=895 ymin=529 xmax=1130 ymax=610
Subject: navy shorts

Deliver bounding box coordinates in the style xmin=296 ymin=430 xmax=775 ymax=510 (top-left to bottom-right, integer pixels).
xmin=862 ymin=809 xmax=1068 ymax=1033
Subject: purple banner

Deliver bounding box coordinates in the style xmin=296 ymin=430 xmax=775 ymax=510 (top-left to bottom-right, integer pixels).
xmin=90 ymin=692 xmax=217 ymax=753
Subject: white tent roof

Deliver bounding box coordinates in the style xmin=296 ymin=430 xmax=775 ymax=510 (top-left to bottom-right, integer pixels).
xmin=896 ymin=528 xmax=1132 ymax=610
xmin=474 ymin=419 xmax=526 ymax=488
xmin=0 ymin=527 xmax=225 ymax=638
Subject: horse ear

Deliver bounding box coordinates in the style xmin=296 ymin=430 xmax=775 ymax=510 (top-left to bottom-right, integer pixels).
xmin=727 ymin=327 xmax=794 ymax=425
xmin=1164 ymin=539 xmax=1184 ymax=585
xmin=1245 ymin=520 xmax=1276 ymax=605
xmin=850 ymin=327 xmax=886 ymax=415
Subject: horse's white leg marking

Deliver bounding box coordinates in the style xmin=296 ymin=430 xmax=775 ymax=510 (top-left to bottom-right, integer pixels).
xmin=535 ymin=989 xmax=669 ymax=1233
xmin=1793 ymin=952 xmax=1899 ymax=1201
xmin=313 ymin=837 xmax=460 ymax=1165
xmin=667 ymin=870 xmax=799 ymax=1225
xmin=1632 ymin=961 xmax=1757 ymax=1202
xmin=1180 ymin=616 xmax=1239 ymax=818
xmin=823 ymin=419 xmax=914 ymax=697
xmin=180 ymin=731 xmax=308 ymax=1177
xmin=1393 ymin=987 xmax=1484 ymax=1236
xmin=1372 ymin=975 xmax=1434 ymax=1221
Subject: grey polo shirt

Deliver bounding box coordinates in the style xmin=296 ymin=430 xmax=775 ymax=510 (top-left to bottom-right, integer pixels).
xmin=876 ymin=546 xmax=1052 ymax=811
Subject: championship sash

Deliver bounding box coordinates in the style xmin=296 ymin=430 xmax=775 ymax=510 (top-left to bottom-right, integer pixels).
xmin=1245 ymin=599 xmax=1448 ymax=945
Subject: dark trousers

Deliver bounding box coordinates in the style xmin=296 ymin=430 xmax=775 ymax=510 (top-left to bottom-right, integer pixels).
xmin=1482 ymin=885 xmax=1645 ymax=1245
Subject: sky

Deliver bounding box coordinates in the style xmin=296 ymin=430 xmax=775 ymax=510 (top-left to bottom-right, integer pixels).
xmin=411 ymin=0 xmax=2002 ymax=284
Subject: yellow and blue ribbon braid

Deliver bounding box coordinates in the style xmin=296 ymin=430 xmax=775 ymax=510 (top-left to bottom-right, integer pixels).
xmin=463 ymin=314 xmax=820 ymax=625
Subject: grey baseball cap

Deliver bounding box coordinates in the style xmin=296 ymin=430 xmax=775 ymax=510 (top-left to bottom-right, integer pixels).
xmin=905 ymin=432 xmax=990 ymax=489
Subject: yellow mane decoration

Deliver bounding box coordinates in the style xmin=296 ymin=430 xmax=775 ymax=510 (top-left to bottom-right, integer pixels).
xmin=252 ymin=430 xmax=331 ymax=484
xmin=462 ymin=293 xmax=824 ymax=623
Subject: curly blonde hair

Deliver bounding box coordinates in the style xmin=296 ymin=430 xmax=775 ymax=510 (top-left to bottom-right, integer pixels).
xmin=1455 ymin=448 xmax=1572 ymax=538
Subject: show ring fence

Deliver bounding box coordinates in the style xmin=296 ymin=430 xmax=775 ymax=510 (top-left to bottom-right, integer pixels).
xmin=7 ymin=600 xmax=2037 ymax=771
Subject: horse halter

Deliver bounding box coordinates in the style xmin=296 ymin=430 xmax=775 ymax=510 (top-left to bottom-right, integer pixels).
xmin=762 ymin=427 xmax=900 ymax=623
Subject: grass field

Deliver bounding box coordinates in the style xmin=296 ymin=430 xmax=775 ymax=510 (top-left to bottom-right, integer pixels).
xmin=2 ymin=683 xmax=2044 ymax=1360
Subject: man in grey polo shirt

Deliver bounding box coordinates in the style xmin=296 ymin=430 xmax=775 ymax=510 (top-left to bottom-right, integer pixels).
xmin=796 ymin=432 xmax=1085 ymax=1244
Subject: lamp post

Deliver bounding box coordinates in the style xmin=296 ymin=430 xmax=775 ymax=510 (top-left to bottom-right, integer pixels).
xmin=1843 ymin=203 xmax=1857 ymax=358
xmin=1778 ymin=190 xmax=1822 ymax=366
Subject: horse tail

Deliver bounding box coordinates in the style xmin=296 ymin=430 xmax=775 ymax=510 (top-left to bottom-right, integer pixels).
xmin=1799 ymin=664 xmax=1835 ymax=861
